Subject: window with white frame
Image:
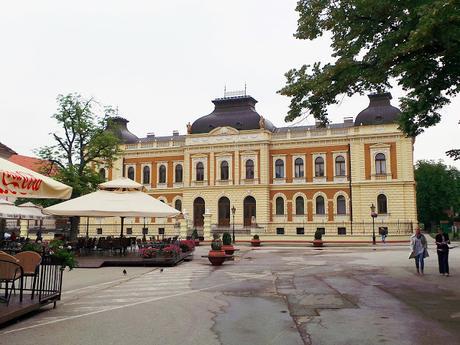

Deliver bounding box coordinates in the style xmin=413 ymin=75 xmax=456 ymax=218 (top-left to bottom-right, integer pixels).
xmin=275 ymin=159 xmax=284 ymax=178
xmin=245 ymin=159 xmax=254 ymax=179
xmin=175 ymin=164 xmax=183 ymax=183
xmin=196 ymin=162 xmax=204 ymax=181
xmin=221 ymin=160 xmax=229 ymax=180
xmin=158 ymin=165 xmax=166 ymax=184
xmin=377 ymin=194 xmax=387 ymax=214
xmin=337 ymin=195 xmax=346 ymax=214
xmin=275 ymin=197 xmax=284 ymax=215
xmin=375 ymin=153 xmax=387 ymax=175
xmin=315 ymin=195 xmax=325 ymax=214
xmin=335 ymin=155 xmax=346 ymax=176
xmin=315 ymin=157 xmax=324 ymax=177
xmin=294 ymin=158 xmax=304 ymax=178
xmin=127 ymin=166 xmax=135 ymax=180
xmin=295 ymin=196 xmax=305 ymax=215
xmin=143 ymin=166 xmax=150 ymax=185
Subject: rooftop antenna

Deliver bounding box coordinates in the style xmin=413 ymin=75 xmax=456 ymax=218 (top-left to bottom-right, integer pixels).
xmin=244 ymin=83 xmax=247 ymax=96
xmin=224 ymin=84 xmax=226 ymax=97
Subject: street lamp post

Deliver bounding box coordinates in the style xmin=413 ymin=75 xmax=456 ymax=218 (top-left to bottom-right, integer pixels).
xmin=370 ymin=203 xmax=377 ymax=245
xmin=231 ymin=205 xmax=236 ymax=244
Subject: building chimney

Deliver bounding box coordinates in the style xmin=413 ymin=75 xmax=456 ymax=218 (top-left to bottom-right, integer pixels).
xmin=343 ymin=117 xmax=354 ymax=125
xmin=147 ymin=132 xmax=155 ymax=139
xmin=172 ymin=130 xmax=179 ymax=137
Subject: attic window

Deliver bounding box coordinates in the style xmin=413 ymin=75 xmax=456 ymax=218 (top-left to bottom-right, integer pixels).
xmin=235 ymin=121 xmax=243 ymax=129
xmin=375 ymin=116 xmax=383 ymax=123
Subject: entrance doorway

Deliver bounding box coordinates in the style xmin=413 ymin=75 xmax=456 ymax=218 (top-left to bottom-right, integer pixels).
xmin=193 ymin=197 xmax=205 ymax=227
xmin=243 ymin=196 xmax=256 ymax=226
xmin=218 ymin=197 xmax=230 ymax=226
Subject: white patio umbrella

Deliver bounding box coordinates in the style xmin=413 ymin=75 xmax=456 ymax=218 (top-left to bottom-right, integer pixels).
xmin=0 ymin=199 xmax=24 ymax=219
xmin=0 ymin=157 xmax=72 ymax=199
xmin=44 ymin=178 xmax=180 ymax=237
xmin=17 ymin=202 xmax=50 ymax=238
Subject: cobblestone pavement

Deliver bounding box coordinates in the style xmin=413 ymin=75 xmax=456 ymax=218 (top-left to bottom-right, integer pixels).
xmin=1 ymin=244 xmax=459 ymax=345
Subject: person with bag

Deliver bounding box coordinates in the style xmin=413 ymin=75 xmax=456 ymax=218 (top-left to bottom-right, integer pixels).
xmin=435 ymin=228 xmax=450 ymax=276
xmin=410 ymin=228 xmax=428 ymax=275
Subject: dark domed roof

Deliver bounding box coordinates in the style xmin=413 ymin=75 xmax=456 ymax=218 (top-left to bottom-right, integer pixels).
xmin=107 ymin=117 xmax=139 ymax=144
xmin=354 ymin=93 xmax=401 ymax=126
xmin=190 ymin=96 xmax=275 ymax=134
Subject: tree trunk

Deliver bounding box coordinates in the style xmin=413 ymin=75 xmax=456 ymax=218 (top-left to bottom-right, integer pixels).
xmin=69 ymin=216 xmax=80 ymax=241
xmin=0 ymin=218 xmax=5 ymax=240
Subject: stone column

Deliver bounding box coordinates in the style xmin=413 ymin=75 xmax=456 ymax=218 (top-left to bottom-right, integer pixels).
xmin=203 ymin=210 xmax=212 ymax=240
xmin=179 ymin=217 xmax=188 ymax=238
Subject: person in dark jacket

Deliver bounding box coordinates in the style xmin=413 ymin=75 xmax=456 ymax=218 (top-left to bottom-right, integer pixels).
xmin=435 ymin=228 xmax=450 ymax=276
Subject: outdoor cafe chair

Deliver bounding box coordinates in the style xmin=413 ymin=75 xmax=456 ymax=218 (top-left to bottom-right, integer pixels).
xmin=0 ymin=252 xmax=23 ymax=306
xmin=14 ymin=251 xmax=41 ymax=299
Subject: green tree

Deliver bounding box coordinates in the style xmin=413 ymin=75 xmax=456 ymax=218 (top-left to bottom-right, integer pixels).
xmin=279 ymin=0 xmax=460 ymax=137
xmin=38 ymin=93 xmax=121 ymax=238
xmin=415 ymin=160 xmax=460 ymax=229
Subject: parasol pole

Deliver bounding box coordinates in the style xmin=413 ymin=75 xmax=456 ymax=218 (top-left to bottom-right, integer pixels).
xmin=120 ymin=216 xmax=125 ymax=238
xmin=86 ymin=217 xmax=89 ymax=238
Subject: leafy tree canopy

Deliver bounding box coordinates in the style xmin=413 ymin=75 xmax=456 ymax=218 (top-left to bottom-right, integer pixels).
xmin=279 ymin=0 xmax=460 ymax=137
xmin=38 ymin=93 xmax=121 ymax=199
xmin=415 ymin=160 xmax=460 ymax=228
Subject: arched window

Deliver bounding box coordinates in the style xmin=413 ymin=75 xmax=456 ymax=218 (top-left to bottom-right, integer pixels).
xmin=158 ymin=165 xmax=166 ymax=184
xmin=245 ymin=159 xmax=254 ymax=179
xmin=335 ymin=156 xmax=346 ymax=176
xmin=196 ymin=162 xmax=204 ymax=181
xmin=375 ymin=153 xmax=386 ymax=175
xmin=315 ymin=157 xmax=324 ymax=177
xmin=316 ymin=196 xmax=325 ymax=214
xmin=127 ymin=166 xmax=135 ymax=180
xmin=220 ymin=161 xmax=229 ymax=180
xmin=174 ymin=199 xmax=182 ymax=212
xmin=295 ymin=196 xmax=304 ymax=215
xmin=275 ymin=197 xmax=284 ymax=215
xmin=275 ymin=159 xmax=284 ymax=178
xmin=143 ymin=166 xmax=150 ymax=185
xmin=99 ymin=168 xmax=106 ymax=180
xmin=175 ymin=164 xmax=183 ymax=183
xmin=294 ymin=158 xmax=304 ymax=178
xmin=337 ymin=195 xmax=346 ymax=214
xmin=377 ymin=194 xmax=387 ymax=214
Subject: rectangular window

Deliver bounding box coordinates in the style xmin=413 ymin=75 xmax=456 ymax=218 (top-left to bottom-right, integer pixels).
xmin=142 ymin=227 xmax=148 ymax=235
xmin=276 ymin=227 xmax=285 ymax=235
xmin=296 ymin=227 xmax=305 ymax=235
xmin=316 ymin=227 xmax=325 ymax=235
xmin=97 ymin=228 xmax=103 ymax=235
xmin=158 ymin=228 xmax=165 ymax=235
xmin=126 ymin=227 xmax=133 ymax=235
xmin=337 ymin=227 xmax=346 ymax=235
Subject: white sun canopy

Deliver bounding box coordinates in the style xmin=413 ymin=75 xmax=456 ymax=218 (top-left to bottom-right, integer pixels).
xmin=0 ymin=157 xmax=72 ymax=199
xmin=44 ymin=190 xmax=180 ymax=218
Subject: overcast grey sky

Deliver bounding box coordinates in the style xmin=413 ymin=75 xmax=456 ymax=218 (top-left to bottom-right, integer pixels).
xmin=1 ymin=0 xmax=458 ymax=168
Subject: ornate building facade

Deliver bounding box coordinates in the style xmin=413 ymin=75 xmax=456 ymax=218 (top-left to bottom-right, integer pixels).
xmin=93 ymin=92 xmax=417 ymax=240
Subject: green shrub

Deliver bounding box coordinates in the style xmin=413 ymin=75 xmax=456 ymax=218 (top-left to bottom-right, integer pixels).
xmin=222 ymin=232 xmax=232 ymax=245
xmin=191 ymin=229 xmax=199 ymax=240
xmin=252 ymin=234 xmax=259 ymax=240
xmin=314 ymin=229 xmax=323 ymax=240
xmin=211 ymin=233 xmax=222 ymax=250
xmin=22 ymin=242 xmax=43 ymax=253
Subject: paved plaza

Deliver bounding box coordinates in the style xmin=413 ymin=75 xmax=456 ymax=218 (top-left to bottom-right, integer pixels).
xmin=1 ymin=243 xmax=459 ymax=345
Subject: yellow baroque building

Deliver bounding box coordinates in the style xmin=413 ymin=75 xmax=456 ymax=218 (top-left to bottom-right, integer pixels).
xmin=91 ymin=92 xmax=417 ymax=241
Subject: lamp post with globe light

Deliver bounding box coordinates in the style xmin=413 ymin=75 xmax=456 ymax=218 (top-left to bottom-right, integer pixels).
xmin=231 ymin=205 xmax=236 ymax=244
xmin=370 ymin=203 xmax=377 ymax=245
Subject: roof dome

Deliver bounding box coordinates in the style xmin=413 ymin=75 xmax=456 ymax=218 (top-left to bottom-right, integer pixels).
xmin=190 ymin=96 xmax=275 ymax=134
xmin=354 ymin=93 xmax=401 ymax=126
xmin=107 ymin=117 xmax=139 ymax=144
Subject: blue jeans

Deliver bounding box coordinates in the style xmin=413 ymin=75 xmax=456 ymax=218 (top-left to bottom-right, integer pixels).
xmin=415 ymin=253 xmax=424 ymax=272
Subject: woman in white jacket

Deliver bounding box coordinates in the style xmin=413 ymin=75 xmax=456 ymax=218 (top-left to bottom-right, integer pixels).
xmin=410 ymin=228 xmax=428 ymax=275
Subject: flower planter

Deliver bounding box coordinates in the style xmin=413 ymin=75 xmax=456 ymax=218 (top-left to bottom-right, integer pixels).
xmin=222 ymin=245 xmax=235 ymax=255
xmin=194 ymin=239 xmax=200 ymax=246
xmin=207 ymin=250 xmax=226 ymax=266
xmin=251 ymin=239 xmax=261 ymax=247
xmin=313 ymin=239 xmax=324 ymax=247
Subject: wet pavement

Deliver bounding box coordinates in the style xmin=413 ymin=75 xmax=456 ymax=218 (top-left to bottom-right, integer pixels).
xmin=1 ymin=244 xmax=459 ymax=345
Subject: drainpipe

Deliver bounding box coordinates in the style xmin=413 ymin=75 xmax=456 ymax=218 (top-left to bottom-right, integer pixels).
xmin=348 ymin=143 xmax=353 ymax=235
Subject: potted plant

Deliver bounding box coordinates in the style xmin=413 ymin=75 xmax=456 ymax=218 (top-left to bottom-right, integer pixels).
xmin=207 ymin=233 xmax=226 ymax=266
xmin=47 ymin=240 xmax=77 ymax=269
xmin=251 ymin=234 xmax=261 ymax=247
xmin=221 ymin=232 xmax=235 ymax=255
xmin=313 ymin=229 xmax=324 ymax=247
xmin=191 ymin=229 xmax=200 ymax=246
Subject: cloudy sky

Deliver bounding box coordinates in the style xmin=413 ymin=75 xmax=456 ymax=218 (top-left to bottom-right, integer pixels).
xmin=1 ymin=0 xmax=458 ymax=168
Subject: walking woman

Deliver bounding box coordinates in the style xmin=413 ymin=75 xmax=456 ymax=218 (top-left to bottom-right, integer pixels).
xmin=435 ymin=228 xmax=450 ymax=276
xmin=410 ymin=228 xmax=428 ymax=275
